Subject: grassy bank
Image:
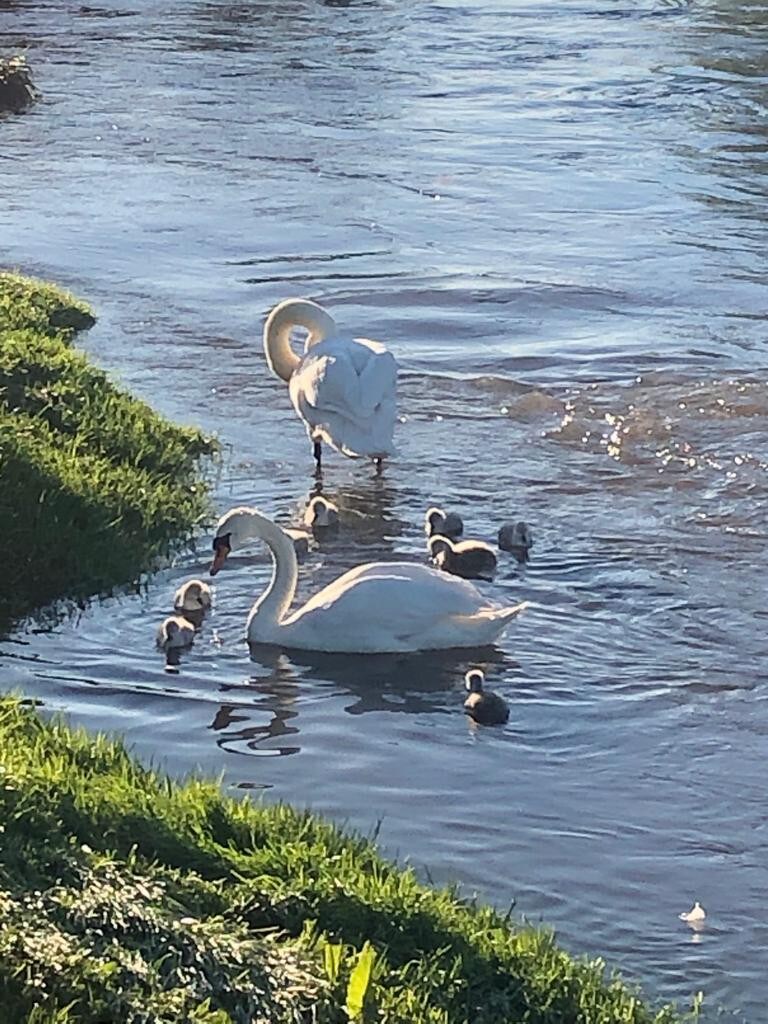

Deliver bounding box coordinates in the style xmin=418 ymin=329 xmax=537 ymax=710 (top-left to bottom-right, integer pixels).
xmin=0 ymin=697 xmax=696 ymax=1024
xmin=0 ymin=272 xmax=215 ymax=630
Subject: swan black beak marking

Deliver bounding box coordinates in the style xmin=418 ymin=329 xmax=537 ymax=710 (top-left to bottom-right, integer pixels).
xmin=209 ymin=534 xmax=231 ymax=577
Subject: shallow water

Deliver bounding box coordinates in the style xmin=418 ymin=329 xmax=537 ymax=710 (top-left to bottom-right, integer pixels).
xmin=2 ymin=0 xmax=768 ymax=1017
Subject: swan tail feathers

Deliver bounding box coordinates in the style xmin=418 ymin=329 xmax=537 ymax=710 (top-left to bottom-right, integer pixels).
xmin=496 ymin=601 xmax=529 ymax=623
xmin=450 ymin=602 xmax=529 ymax=645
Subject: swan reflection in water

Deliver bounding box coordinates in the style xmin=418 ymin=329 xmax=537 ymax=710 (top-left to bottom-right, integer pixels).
xmin=206 ymin=645 xmax=513 ymax=761
xmin=209 ymin=653 xmax=301 ymax=759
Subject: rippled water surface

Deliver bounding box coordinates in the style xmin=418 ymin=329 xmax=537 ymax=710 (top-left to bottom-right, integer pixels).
xmin=2 ymin=0 xmax=768 ymax=1017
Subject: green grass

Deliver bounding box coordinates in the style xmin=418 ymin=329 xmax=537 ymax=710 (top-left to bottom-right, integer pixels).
xmin=0 ymin=272 xmax=216 ymax=630
xmin=0 ymin=697 xmax=699 ymax=1024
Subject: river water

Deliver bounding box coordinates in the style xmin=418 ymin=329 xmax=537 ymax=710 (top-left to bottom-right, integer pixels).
xmin=2 ymin=0 xmax=767 ymax=1017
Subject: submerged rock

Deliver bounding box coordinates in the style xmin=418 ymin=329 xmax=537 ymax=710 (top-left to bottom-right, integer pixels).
xmin=0 ymin=55 xmax=39 ymax=115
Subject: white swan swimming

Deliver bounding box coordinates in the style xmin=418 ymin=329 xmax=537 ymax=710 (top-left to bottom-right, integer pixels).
xmin=263 ymin=298 xmax=398 ymax=471
xmin=209 ymin=506 xmax=527 ymax=653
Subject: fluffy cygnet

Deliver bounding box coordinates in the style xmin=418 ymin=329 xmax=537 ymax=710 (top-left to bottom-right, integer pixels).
xmin=428 ymin=534 xmax=497 ymax=581
xmin=284 ymin=527 xmax=312 ymax=559
xmin=497 ymin=521 xmax=533 ymax=560
xmin=463 ymin=669 xmax=509 ymax=725
xmin=156 ymin=615 xmax=195 ymax=651
xmin=679 ymin=902 xmax=706 ymax=924
xmin=424 ymin=506 xmax=464 ymax=541
xmin=174 ymin=579 xmax=212 ymax=614
xmin=304 ymin=495 xmax=340 ymax=532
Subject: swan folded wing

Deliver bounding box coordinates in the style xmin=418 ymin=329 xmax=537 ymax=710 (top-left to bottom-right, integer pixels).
xmin=292 ymin=338 xmax=397 ymax=423
xmin=313 ymin=400 xmax=397 ymax=458
xmin=290 ymin=347 xmax=397 ymax=456
xmin=282 ymin=562 xmax=495 ymax=638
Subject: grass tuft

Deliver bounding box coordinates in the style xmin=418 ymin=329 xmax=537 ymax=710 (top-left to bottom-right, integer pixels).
xmin=0 ymin=273 xmax=216 ymax=630
xmin=0 ymin=697 xmax=697 ymax=1023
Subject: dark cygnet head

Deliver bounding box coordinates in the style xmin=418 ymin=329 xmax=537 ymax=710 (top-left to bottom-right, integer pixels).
xmin=428 ymin=534 xmax=454 ymax=567
xmin=425 ymin=506 xmax=444 ymax=536
xmin=424 ymin=506 xmax=463 ymax=540
xmin=465 ymin=669 xmax=485 ymax=693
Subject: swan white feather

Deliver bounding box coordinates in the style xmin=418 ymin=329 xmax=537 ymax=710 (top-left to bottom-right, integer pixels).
xmin=679 ymin=902 xmax=706 ymax=923
xmin=209 ymin=507 xmax=526 ymax=654
xmin=264 ymin=298 xmax=397 ymax=462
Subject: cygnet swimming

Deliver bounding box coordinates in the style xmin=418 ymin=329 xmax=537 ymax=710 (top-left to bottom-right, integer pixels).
xmin=304 ymin=495 xmax=340 ymax=533
xmin=174 ymin=579 xmax=212 ymax=614
xmin=156 ymin=615 xmax=195 ymax=651
xmin=428 ymin=534 xmax=497 ymax=581
xmin=463 ymin=669 xmax=509 ymax=725
xmin=424 ymin=506 xmax=464 ymax=542
xmin=284 ymin=527 xmax=313 ymax=559
xmin=497 ymin=521 xmax=533 ymax=560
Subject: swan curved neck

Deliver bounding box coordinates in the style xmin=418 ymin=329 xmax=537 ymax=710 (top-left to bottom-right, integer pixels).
xmin=237 ymin=515 xmax=298 ymax=631
xmin=263 ymin=299 xmax=337 ymax=382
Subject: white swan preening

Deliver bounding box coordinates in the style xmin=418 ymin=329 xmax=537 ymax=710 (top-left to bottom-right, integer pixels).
xmin=498 ymin=521 xmax=533 ymax=558
xmin=429 ymin=534 xmax=497 ymax=582
xmin=303 ymin=495 xmax=340 ymax=532
xmin=263 ymin=298 xmax=398 ymax=471
xmin=463 ymin=669 xmax=509 ymax=725
xmin=209 ymin=506 xmax=527 ymax=653
xmin=156 ymin=615 xmax=195 ymax=651
xmin=679 ymin=902 xmax=706 ymax=924
xmin=174 ymin=579 xmax=212 ymax=614
xmin=425 ymin=506 xmax=464 ymax=541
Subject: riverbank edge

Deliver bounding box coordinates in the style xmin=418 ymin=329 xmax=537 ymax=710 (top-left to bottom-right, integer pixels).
xmin=0 ymin=696 xmax=695 ymax=1023
xmin=0 ymin=271 xmax=216 ymax=632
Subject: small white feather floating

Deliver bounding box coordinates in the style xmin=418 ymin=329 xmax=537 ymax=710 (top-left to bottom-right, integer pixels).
xmin=679 ymin=901 xmax=706 ymax=923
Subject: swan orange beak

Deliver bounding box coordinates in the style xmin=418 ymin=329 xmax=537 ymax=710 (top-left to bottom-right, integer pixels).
xmin=209 ymin=540 xmax=230 ymax=576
